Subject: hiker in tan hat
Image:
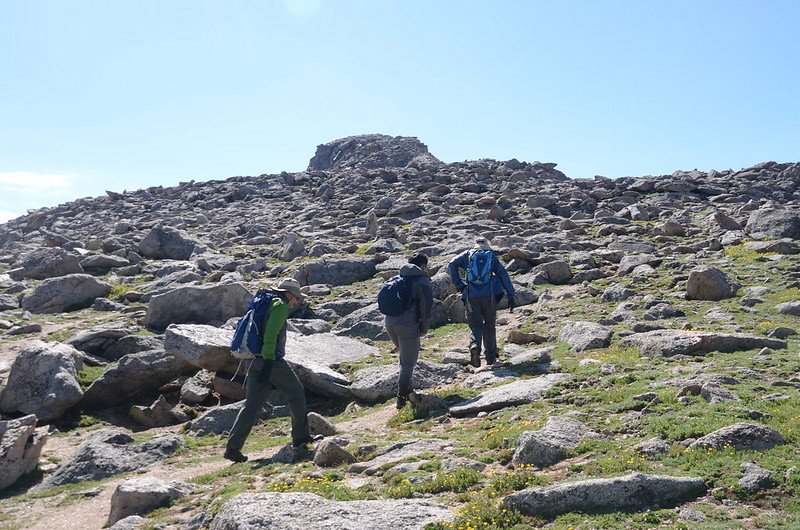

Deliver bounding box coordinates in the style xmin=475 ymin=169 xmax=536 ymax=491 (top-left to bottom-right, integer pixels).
xmin=225 ymin=278 xmax=322 ymax=462
xmin=447 ymin=237 xmax=516 ymax=369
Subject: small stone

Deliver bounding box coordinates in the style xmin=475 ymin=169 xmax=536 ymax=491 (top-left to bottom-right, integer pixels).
xmin=678 ymin=507 xmax=706 ymax=522
xmin=313 ymin=440 xmax=356 ymax=467
xmin=633 ymin=437 xmax=670 ymax=457
xmin=738 ymin=462 xmax=772 ymax=493
xmin=307 ymin=412 xmax=337 ymax=437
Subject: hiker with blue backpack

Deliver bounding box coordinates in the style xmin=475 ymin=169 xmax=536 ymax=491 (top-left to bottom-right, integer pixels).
xmin=378 ymin=253 xmax=434 ymax=409
xmin=224 ymin=278 xmax=322 ymax=463
xmin=447 ymin=237 xmax=515 ymax=369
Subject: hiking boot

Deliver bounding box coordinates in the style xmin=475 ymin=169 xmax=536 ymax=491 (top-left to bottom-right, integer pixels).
xmin=223 ymin=446 xmax=248 ymax=463
xmin=396 ymin=394 xmax=409 ymax=409
xmin=292 ymin=434 xmax=324 ymax=448
xmin=469 ymin=344 xmax=481 ymax=368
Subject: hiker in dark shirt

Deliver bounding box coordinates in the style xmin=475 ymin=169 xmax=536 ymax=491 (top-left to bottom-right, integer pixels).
xmin=384 ymin=253 xmax=434 ymax=409
xmin=448 ymin=238 xmax=515 ymax=369
xmin=225 ymin=278 xmax=321 ymax=463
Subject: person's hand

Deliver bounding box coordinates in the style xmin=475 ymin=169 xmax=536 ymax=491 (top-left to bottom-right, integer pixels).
xmin=508 ymin=298 xmax=516 ymax=313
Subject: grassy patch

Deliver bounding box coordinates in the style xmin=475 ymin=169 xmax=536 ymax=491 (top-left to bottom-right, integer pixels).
xmin=724 ymin=244 xmax=774 ymax=263
xmin=46 ymin=329 xmax=75 ymax=342
xmin=108 ymin=282 xmax=135 ymax=299
xmin=191 ymin=464 xmax=248 ymax=486
xmin=76 ymin=365 xmax=107 ymax=391
xmin=387 ymin=404 xmax=431 ymax=427
xmin=385 ymin=468 xmax=482 ymax=498
xmin=264 ymin=473 xmax=374 ymax=500
xmin=426 ymin=498 xmax=539 ymax=530
xmin=764 ymin=286 xmax=800 ymax=306
xmin=181 ymin=434 xmax=227 ymax=450
xmin=484 ymin=467 xmax=550 ymax=497
xmin=552 ymin=507 xmax=688 ymax=529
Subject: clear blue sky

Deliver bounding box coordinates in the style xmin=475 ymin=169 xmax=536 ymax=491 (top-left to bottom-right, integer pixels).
xmin=1 ymin=0 xmax=799 ymax=222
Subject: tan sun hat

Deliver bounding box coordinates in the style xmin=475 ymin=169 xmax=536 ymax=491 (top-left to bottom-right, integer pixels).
xmin=275 ymin=278 xmax=306 ymax=301
xmin=473 ymin=237 xmax=493 ymax=251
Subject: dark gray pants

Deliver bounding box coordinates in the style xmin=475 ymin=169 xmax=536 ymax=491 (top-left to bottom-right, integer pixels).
xmin=386 ymin=323 xmax=420 ymax=397
xmin=465 ymin=295 xmax=498 ymax=363
xmin=227 ymin=358 xmax=310 ymax=450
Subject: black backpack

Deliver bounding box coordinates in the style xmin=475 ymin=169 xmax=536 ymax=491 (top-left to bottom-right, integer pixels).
xmin=377 ymin=275 xmax=415 ymax=316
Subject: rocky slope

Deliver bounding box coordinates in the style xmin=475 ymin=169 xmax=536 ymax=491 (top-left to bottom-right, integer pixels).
xmin=0 ymin=133 xmax=798 ymax=529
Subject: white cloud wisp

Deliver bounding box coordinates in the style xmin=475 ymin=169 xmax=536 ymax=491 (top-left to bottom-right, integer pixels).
xmin=0 ymin=171 xmax=74 ymax=194
xmin=0 ymin=171 xmax=78 ymax=222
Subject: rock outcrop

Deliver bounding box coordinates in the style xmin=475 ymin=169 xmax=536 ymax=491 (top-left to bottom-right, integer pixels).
xmin=0 ymin=414 xmax=47 ymax=491
xmin=0 ymin=341 xmax=83 ymax=422
xmin=39 ymin=430 xmax=184 ymax=489
xmin=109 ymin=477 xmax=194 ymax=525
xmin=307 ymin=134 xmax=440 ymax=171
xmin=21 ymin=274 xmax=112 ymax=314
xmin=504 ymin=473 xmax=705 ymax=517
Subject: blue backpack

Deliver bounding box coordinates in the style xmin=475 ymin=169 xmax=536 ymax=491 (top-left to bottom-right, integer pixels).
xmin=230 ymin=289 xmax=276 ymax=360
xmin=467 ymin=249 xmax=494 ymax=286
xmin=377 ymin=275 xmax=415 ymax=316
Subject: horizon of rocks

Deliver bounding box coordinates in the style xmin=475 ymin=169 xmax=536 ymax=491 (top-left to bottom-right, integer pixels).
xmin=0 ymin=133 xmax=799 ymax=529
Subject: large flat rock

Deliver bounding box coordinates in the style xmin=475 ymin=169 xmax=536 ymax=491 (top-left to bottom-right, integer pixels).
xmin=450 ymin=374 xmax=567 ymax=417
xmin=21 ymin=274 xmax=112 ymax=314
xmin=348 ymin=438 xmax=453 ymax=476
xmin=619 ymin=330 xmax=787 ymax=357
xmin=283 ymin=332 xmax=377 ymax=397
xmin=285 ymin=332 xmax=378 ymax=367
xmin=292 ymin=257 xmax=377 ymax=287
xmin=350 ymin=361 xmax=462 ymax=403
xmin=164 ymin=326 xmax=362 ymax=399
xmin=559 ymin=321 xmax=612 ymax=352
xmin=164 ymin=324 xmax=234 ymax=372
xmin=38 ymin=430 xmax=183 ymax=489
xmin=284 ymin=357 xmax=352 ymax=399
xmin=210 ymin=492 xmax=452 ymax=530
xmin=164 ymin=328 xmax=378 ymax=371
xmin=504 ymin=472 xmax=705 ymax=518
xmin=145 ymin=283 xmax=252 ymax=332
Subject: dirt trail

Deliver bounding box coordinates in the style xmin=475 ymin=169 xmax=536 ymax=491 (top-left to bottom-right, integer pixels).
xmin=12 ymin=439 xmax=285 ymax=530
xmin=336 ymin=404 xmax=396 ymax=435
xmin=11 ymin=404 xmax=408 ymax=530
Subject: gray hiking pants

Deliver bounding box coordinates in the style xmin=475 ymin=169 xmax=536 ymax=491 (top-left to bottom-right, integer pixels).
xmin=227 ymin=358 xmax=310 ymax=450
xmin=465 ymin=295 xmax=498 ymax=363
xmin=386 ymin=323 xmax=420 ymax=398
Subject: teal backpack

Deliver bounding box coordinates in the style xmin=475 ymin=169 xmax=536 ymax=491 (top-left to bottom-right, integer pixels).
xmin=467 ymin=249 xmax=494 ymax=286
